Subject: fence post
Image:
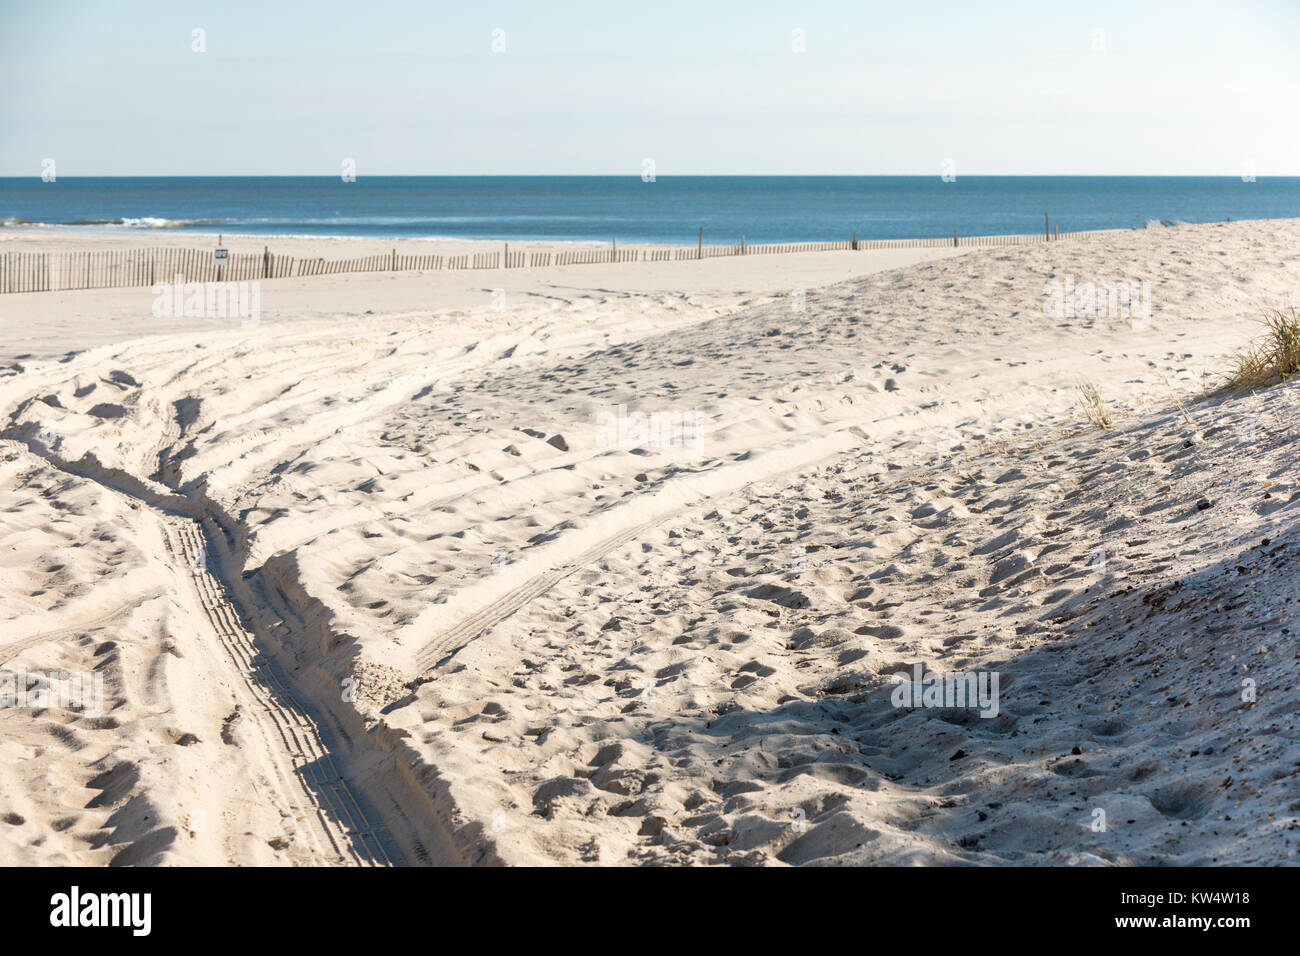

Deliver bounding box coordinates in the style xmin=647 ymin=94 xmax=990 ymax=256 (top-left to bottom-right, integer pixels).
xmin=953 ymin=228 xmax=958 ymax=247
xmin=1045 ymin=212 xmax=1050 ymax=240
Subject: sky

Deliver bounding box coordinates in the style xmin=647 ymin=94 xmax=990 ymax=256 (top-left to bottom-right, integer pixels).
xmin=1 ymin=0 xmax=1298 ymax=176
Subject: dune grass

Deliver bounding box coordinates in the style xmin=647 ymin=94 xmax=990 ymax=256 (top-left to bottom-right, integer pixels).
xmin=1223 ymin=307 xmax=1300 ymax=390
xmin=1076 ymin=383 xmax=1113 ymax=430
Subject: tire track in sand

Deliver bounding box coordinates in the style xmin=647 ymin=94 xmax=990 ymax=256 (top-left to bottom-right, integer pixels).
xmin=3 ymin=433 xmax=403 ymax=866
xmin=160 ymin=515 xmax=394 ymax=866
xmin=412 ymin=430 xmax=861 ymax=672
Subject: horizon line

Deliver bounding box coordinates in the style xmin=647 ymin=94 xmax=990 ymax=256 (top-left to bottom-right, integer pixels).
xmin=3 ymin=173 xmax=1298 ymax=180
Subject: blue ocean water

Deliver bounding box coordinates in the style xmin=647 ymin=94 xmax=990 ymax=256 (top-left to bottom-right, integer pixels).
xmin=1 ymin=176 xmax=1297 ymax=244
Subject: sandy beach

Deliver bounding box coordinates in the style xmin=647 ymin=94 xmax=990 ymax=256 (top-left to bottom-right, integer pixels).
xmin=1 ymin=218 xmax=1297 ymax=866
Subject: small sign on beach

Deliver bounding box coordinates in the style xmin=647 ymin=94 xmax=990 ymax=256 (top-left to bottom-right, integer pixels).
xmin=214 ymin=246 xmax=229 ymax=265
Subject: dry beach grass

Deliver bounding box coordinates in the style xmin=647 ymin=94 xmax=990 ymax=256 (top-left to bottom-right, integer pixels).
xmin=1223 ymin=306 xmax=1300 ymax=391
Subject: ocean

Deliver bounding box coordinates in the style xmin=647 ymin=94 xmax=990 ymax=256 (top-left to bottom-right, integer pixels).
xmin=2 ymin=176 xmax=1298 ymax=245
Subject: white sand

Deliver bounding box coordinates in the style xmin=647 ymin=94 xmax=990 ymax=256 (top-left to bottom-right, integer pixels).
xmin=0 ymin=231 xmax=966 ymax=362
xmin=1 ymin=219 xmax=1297 ymax=865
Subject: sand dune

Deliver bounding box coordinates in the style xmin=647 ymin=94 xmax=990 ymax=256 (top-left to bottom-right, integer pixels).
xmin=2 ymin=219 xmax=1297 ymax=865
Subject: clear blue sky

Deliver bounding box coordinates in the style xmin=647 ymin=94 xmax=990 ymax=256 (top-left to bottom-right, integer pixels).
xmin=2 ymin=0 xmax=1297 ymax=175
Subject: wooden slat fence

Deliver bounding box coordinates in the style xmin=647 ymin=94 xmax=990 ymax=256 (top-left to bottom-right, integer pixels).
xmin=0 ymin=228 xmax=1132 ymax=294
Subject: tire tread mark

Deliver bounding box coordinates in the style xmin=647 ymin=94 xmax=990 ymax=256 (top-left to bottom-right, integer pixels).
xmin=167 ymin=518 xmax=391 ymax=865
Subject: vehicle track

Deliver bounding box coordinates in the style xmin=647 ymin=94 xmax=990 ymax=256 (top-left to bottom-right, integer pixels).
xmin=0 ymin=589 xmax=164 ymax=666
xmin=412 ymin=431 xmax=860 ymax=672
xmin=4 ymin=431 xmax=404 ymax=865
xmin=161 ymin=515 xmax=395 ymax=865
xmin=413 ymin=512 xmax=668 ymax=671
